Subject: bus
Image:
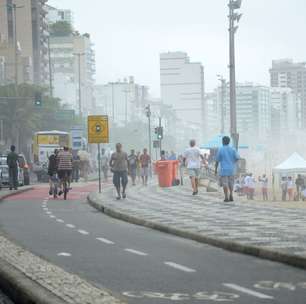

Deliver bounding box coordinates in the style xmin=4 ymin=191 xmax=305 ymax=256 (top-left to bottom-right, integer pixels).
xmin=32 ymin=131 xmax=71 ymax=181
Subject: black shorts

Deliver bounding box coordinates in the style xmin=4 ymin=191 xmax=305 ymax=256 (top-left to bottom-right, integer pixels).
xmin=113 ymin=171 xmax=128 ymax=187
xmin=57 ymin=170 xmax=72 ymax=179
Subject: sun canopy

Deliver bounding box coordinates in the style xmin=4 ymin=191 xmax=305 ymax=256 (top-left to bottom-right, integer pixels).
xmin=273 ymin=153 xmax=306 ymax=174
xmin=201 ymin=134 xmax=248 ymax=150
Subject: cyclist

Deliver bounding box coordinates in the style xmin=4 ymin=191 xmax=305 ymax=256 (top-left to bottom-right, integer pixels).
xmin=57 ymin=146 xmax=73 ymax=196
xmin=48 ymin=149 xmax=59 ymax=196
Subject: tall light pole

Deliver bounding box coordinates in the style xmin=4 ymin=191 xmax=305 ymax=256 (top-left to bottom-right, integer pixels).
xmin=228 ymin=0 xmax=242 ymax=150
xmin=217 ymin=75 xmax=226 ymax=134
xmin=74 ymin=52 xmax=85 ymax=118
xmin=122 ymin=87 xmax=130 ymax=126
xmin=145 ymin=104 xmax=152 ymax=158
xmin=47 ymin=36 xmax=53 ymax=97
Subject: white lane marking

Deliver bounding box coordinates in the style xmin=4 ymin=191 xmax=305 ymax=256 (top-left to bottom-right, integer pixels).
xmin=124 ymin=249 xmax=148 ymax=256
xmin=96 ymin=237 xmax=115 ymax=245
xmin=66 ymin=224 xmax=76 ymax=228
xmin=223 ymin=284 xmax=274 ymax=299
xmin=49 ymin=215 xmax=55 ymax=218
xmin=164 ymin=262 xmax=196 ymax=273
xmin=57 ymin=252 xmax=71 ymax=257
xmin=56 ymin=219 xmax=64 ymax=223
xmin=78 ymin=229 xmax=89 ymax=235
xmin=46 ymin=211 xmax=52 ymax=215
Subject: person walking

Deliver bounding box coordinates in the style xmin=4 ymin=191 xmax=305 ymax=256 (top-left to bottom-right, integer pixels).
xmin=281 ymin=177 xmax=288 ymax=201
xmin=183 ymin=139 xmax=204 ymax=195
xmin=128 ymin=149 xmax=138 ymax=185
xmin=100 ymin=149 xmax=109 ymax=181
xmin=287 ymin=176 xmax=294 ymax=201
xmin=6 ymin=145 xmax=19 ymax=190
xmin=110 ymin=143 xmax=128 ymax=200
xmin=259 ymin=174 xmax=268 ymax=201
xmin=215 ymin=136 xmax=240 ymax=202
xmin=72 ymin=154 xmax=81 ymax=182
xmin=139 ymin=148 xmax=151 ymax=186
xmin=57 ymin=147 xmax=73 ymax=196
xmin=248 ymin=174 xmax=256 ymax=200
xmin=295 ymin=174 xmax=304 ymax=200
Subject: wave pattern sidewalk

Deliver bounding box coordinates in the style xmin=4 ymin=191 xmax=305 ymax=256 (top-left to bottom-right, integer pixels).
xmin=89 ymin=183 xmax=306 ymax=269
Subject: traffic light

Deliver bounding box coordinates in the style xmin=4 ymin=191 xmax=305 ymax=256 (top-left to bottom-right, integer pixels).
xmin=34 ymin=92 xmax=42 ymax=107
xmin=154 ymin=127 xmax=158 ymax=134
xmin=157 ymin=127 xmax=163 ymax=140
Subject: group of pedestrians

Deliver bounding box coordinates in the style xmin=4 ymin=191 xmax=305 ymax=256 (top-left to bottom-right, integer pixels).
xmin=280 ymin=175 xmax=306 ymax=201
xmin=107 ymin=144 xmax=152 ymax=200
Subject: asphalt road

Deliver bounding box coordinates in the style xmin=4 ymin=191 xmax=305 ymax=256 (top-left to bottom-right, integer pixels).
xmin=0 ymin=182 xmax=306 ymax=303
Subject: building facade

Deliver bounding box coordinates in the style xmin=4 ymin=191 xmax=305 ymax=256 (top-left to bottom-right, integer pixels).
xmin=270 ymin=59 xmax=306 ymax=128
xmin=217 ymin=83 xmax=271 ymax=143
xmin=0 ymin=0 xmax=49 ymax=85
xmin=94 ymin=77 xmax=149 ymax=126
xmin=160 ymin=52 xmax=205 ymax=140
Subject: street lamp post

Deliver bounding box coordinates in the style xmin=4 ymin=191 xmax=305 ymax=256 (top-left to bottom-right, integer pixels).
xmin=122 ymin=87 xmax=130 ymax=126
xmin=217 ymin=75 xmax=226 ymax=134
xmin=145 ymin=104 xmax=152 ymax=158
xmin=47 ymin=36 xmax=53 ymax=97
xmin=74 ymin=52 xmax=85 ymax=118
xmin=228 ymin=0 xmax=242 ymax=150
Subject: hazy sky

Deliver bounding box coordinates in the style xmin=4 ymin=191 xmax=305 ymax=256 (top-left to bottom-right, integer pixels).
xmin=49 ymin=0 xmax=306 ymax=96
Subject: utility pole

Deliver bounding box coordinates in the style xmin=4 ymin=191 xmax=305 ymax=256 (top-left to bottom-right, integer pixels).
xmin=145 ymin=104 xmax=152 ymax=158
xmin=47 ymin=36 xmax=53 ymax=97
xmin=122 ymin=87 xmax=130 ymax=126
xmin=228 ymin=0 xmax=242 ymax=150
xmin=217 ymin=75 xmax=226 ymax=134
xmin=74 ymin=52 xmax=85 ymax=118
xmin=111 ymin=82 xmax=115 ymax=122
xmin=158 ymin=116 xmax=162 ymax=156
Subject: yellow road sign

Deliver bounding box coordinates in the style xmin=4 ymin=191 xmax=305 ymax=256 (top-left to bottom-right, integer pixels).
xmin=88 ymin=115 xmax=109 ymax=143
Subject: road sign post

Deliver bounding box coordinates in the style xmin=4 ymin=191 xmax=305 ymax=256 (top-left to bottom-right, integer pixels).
xmin=88 ymin=115 xmax=109 ymax=193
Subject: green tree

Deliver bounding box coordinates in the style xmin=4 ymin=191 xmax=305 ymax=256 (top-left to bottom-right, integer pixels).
xmin=49 ymin=21 xmax=73 ymax=37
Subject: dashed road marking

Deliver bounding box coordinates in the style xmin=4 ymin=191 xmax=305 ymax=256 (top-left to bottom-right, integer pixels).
xmin=223 ymin=284 xmax=274 ymax=299
xmin=66 ymin=224 xmax=76 ymax=228
xmin=57 ymin=252 xmax=71 ymax=257
xmin=124 ymin=249 xmax=148 ymax=256
xmin=164 ymin=262 xmax=196 ymax=273
xmin=96 ymin=237 xmax=115 ymax=244
xmin=46 ymin=211 xmax=52 ymax=215
xmin=56 ymin=219 xmax=64 ymax=223
xmin=78 ymin=229 xmax=89 ymax=235
xmin=49 ymin=215 xmax=56 ymax=218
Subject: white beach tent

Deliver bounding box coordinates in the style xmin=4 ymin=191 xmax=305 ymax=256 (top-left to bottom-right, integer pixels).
xmin=273 ymin=152 xmax=306 ymax=175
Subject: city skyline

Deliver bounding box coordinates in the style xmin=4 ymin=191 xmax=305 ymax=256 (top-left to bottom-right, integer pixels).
xmin=49 ymin=0 xmax=306 ymax=96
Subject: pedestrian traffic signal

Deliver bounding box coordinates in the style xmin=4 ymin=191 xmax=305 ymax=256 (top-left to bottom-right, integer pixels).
xmin=34 ymin=92 xmax=42 ymax=107
xmin=155 ymin=127 xmax=158 ymax=134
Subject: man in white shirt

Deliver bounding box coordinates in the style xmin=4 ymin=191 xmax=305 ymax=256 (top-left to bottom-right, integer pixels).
xmin=183 ymin=139 xmax=204 ymax=195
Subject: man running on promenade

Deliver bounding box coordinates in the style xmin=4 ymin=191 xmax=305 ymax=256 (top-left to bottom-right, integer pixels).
xmin=139 ymin=148 xmax=151 ymax=186
xmin=128 ymin=149 xmax=138 ymax=185
xmin=183 ymin=140 xmax=204 ymax=195
xmin=215 ymin=136 xmax=240 ymax=202
xmin=110 ymin=143 xmax=128 ymax=200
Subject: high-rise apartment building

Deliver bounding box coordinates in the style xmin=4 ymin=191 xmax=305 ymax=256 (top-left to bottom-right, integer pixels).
xmin=49 ymin=33 xmax=96 ymax=114
xmin=270 ymin=59 xmax=306 ymax=127
xmin=0 ymin=0 xmax=49 ymax=85
xmin=94 ymin=77 xmax=149 ymax=125
xmin=46 ymin=5 xmax=73 ymax=25
xmin=160 ymin=52 xmax=205 ymax=139
xmin=217 ymin=83 xmax=271 ymax=142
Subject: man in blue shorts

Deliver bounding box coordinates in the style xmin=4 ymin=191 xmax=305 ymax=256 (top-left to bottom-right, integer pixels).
xmin=215 ymin=136 xmax=240 ymax=202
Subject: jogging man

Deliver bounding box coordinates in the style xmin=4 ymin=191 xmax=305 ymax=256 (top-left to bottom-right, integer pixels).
xmin=183 ymin=140 xmax=204 ymax=195
xmin=110 ymin=143 xmax=128 ymax=200
xmin=139 ymin=148 xmax=151 ymax=186
xmin=57 ymin=147 xmax=73 ymax=196
xmin=215 ymin=136 xmax=240 ymax=202
xmin=100 ymin=148 xmax=109 ymax=181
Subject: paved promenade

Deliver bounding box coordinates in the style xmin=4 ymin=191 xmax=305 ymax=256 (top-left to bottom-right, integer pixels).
xmin=89 ymin=180 xmax=306 ymax=268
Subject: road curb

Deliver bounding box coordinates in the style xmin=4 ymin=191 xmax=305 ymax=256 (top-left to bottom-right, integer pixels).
xmin=0 ymin=186 xmax=34 ymax=202
xmin=88 ymin=193 xmax=306 ymax=270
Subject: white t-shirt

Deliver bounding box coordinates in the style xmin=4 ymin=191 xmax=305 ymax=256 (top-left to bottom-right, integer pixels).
xmin=184 ymin=146 xmax=202 ymax=169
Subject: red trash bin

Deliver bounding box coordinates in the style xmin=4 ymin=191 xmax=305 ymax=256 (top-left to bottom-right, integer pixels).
xmin=155 ymin=161 xmax=173 ymax=187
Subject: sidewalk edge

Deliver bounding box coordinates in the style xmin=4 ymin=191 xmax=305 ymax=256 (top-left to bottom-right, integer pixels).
xmin=88 ymin=193 xmax=306 ymax=270
xmin=0 ymin=187 xmax=33 ymax=202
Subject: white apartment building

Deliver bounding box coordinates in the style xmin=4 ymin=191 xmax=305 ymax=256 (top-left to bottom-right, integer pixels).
xmin=94 ymin=77 xmax=149 ymax=126
xmin=49 ymin=33 xmax=96 ymax=114
xmin=219 ymin=83 xmax=271 ymax=142
xmin=46 ymin=5 xmax=74 ymax=25
xmin=160 ymin=52 xmax=205 ymax=140
xmin=270 ymin=87 xmax=301 ymax=137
